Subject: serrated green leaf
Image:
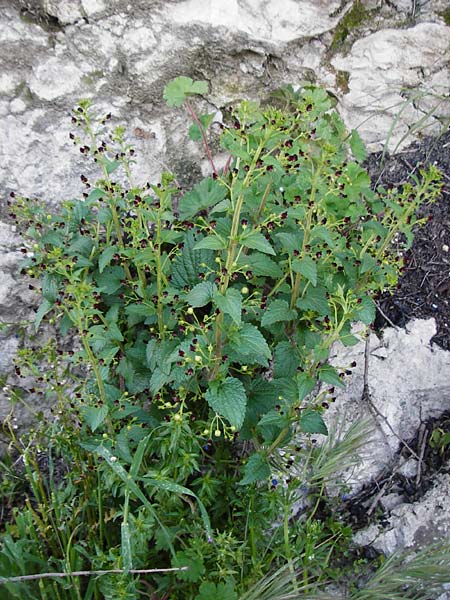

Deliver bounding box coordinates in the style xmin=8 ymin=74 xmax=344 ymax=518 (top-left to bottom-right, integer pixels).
xmin=98 ymin=245 xmax=118 ymax=273
xmin=150 ymin=367 xmax=171 ymax=394
xmin=297 ymin=372 xmax=316 ymax=401
xmin=213 ymin=288 xmax=242 ymax=325
xmin=296 ymin=284 xmax=330 ymax=316
xmin=275 ymin=231 xmax=303 ymax=254
xmin=292 ymin=256 xmax=317 ymax=286
xmin=228 ymin=323 xmax=271 ymax=367
xmin=163 ymin=76 xmax=208 ymax=107
xmin=171 ymin=232 xmax=214 ymax=288
xmin=261 ymin=299 xmax=296 ymax=327
xmin=179 ymin=177 xmax=227 ymax=219
xmin=242 ymin=231 xmax=275 ymax=255
xmin=238 ymin=252 xmax=283 ymax=277
xmin=83 ymin=405 xmax=109 ymax=432
xmin=239 ymin=452 xmax=270 ymax=485
xmin=299 ymin=410 xmax=328 ymax=435
xmin=350 ymin=129 xmax=367 ymax=163
xmin=172 ymin=552 xmax=205 ymax=583
xmin=355 ymin=295 xmax=376 ymax=325
xmin=194 ymin=235 xmax=227 ymax=250
xmin=273 ymin=341 xmax=298 ymax=378
xmin=86 ymin=188 xmax=105 ymax=202
xmin=186 ymin=281 xmax=215 ymax=308
xmin=318 ymin=365 xmax=345 ymax=387
xmin=95 ymin=266 xmax=124 ymax=295
xmin=205 ymin=377 xmax=247 ymax=429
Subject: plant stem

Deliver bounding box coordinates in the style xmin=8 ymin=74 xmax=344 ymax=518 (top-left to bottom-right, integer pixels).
xmin=186 ymin=101 xmax=217 ymax=176
xmin=290 ymin=163 xmax=322 ymax=310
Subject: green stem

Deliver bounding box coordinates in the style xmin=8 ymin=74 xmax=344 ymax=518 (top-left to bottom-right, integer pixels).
xmin=290 ymin=163 xmax=322 ymax=310
xmin=283 ymin=494 xmax=298 ymax=592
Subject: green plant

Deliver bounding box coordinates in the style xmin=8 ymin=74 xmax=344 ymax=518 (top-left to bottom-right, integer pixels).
xmin=429 ymin=427 xmax=450 ymax=456
xmin=1 ymin=78 xmax=443 ymax=599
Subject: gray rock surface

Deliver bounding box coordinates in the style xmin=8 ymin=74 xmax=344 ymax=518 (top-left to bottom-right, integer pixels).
xmin=353 ymin=472 xmax=450 ymax=555
xmin=325 ymin=319 xmax=450 ymax=492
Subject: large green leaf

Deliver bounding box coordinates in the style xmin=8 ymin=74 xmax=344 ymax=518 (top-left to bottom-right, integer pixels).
xmin=242 ymin=231 xmax=275 ymax=255
xmin=83 ymin=405 xmax=109 ymax=432
xmin=350 ymin=129 xmax=368 ymax=163
xmin=195 ymin=581 xmax=238 ymax=600
xmin=194 ymin=235 xmax=227 ymax=250
xmin=179 ymin=177 xmax=227 ymax=220
xmin=261 ymin=299 xmax=296 ymax=327
xmin=238 ymin=252 xmax=283 ymax=277
xmin=239 ymin=451 xmax=270 ymax=485
xmin=205 ymin=377 xmax=247 ymax=429
xmin=299 ymin=410 xmax=328 ymax=435
xmin=292 ymin=255 xmax=317 ymax=286
xmin=188 ymin=112 xmax=215 ymax=141
xmin=354 ymin=295 xmax=376 ymax=325
xmin=228 ymin=323 xmax=271 ymax=367
xmin=186 ymin=281 xmax=215 ymax=308
xmin=213 ymin=288 xmax=242 ymax=325
xmin=171 ymin=232 xmax=214 ymax=289
xmin=273 ymin=341 xmax=298 ymax=378
xmin=297 ymin=372 xmax=316 ymax=401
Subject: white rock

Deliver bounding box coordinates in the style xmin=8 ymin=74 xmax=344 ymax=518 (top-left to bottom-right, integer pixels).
xmin=0 ymin=336 xmax=19 ymax=375
xmin=9 ymin=98 xmax=27 ymax=114
xmin=354 ymin=473 xmax=450 ymax=555
xmin=43 ymin=0 xmax=83 ymax=24
xmin=81 ymin=0 xmax=105 ymax=16
xmin=324 ymin=319 xmax=450 ymax=491
xmin=166 ymin=0 xmax=345 ymax=42
xmin=29 ymin=57 xmax=84 ymax=101
xmin=332 ymin=23 xmax=450 ymax=150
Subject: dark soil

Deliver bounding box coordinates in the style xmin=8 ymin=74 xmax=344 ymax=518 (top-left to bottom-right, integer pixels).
xmin=365 ymin=130 xmax=450 ymax=350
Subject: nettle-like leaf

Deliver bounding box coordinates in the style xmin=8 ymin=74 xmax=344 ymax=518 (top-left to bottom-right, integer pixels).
xmin=261 ymin=299 xmax=296 ymax=328
xmin=171 ymin=232 xmax=214 ymax=289
xmin=350 ymin=129 xmax=368 ymax=163
xmin=213 ymin=287 xmax=242 ymax=325
xmin=239 ymin=451 xmax=271 ymax=485
xmin=205 ymin=377 xmax=247 ymax=429
xmin=179 ymin=177 xmax=227 ymax=220
xmin=292 ymin=255 xmax=317 ymax=286
xmin=299 ymin=410 xmax=328 ymax=435
xmin=228 ymin=323 xmax=271 ymax=367
xmin=242 ymin=231 xmax=276 ymax=255
xmin=187 ymin=281 xmax=216 ymax=308
xmin=273 ymin=341 xmax=298 ymax=378
xmin=163 ymin=76 xmax=208 ymax=107
xmin=171 ymin=551 xmax=205 ymax=582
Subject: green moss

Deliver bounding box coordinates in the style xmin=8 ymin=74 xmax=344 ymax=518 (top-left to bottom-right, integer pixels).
xmin=440 ymin=7 xmax=450 ymax=26
xmin=330 ymin=1 xmax=371 ymax=53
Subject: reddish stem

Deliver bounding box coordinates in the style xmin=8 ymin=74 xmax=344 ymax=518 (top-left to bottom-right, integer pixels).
xmin=186 ymin=101 xmax=217 ymax=176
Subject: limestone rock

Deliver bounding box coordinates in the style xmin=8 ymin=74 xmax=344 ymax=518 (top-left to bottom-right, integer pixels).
xmin=332 ymin=23 xmax=450 ymax=150
xmin=354 ymin=472 xmax=450 ymax=555
xmin=324 ymin=319 xmax=450 ymax=491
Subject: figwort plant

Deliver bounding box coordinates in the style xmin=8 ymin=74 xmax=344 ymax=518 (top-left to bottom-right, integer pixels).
xmin=0 ymin=78 xmax=445 ymax=599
